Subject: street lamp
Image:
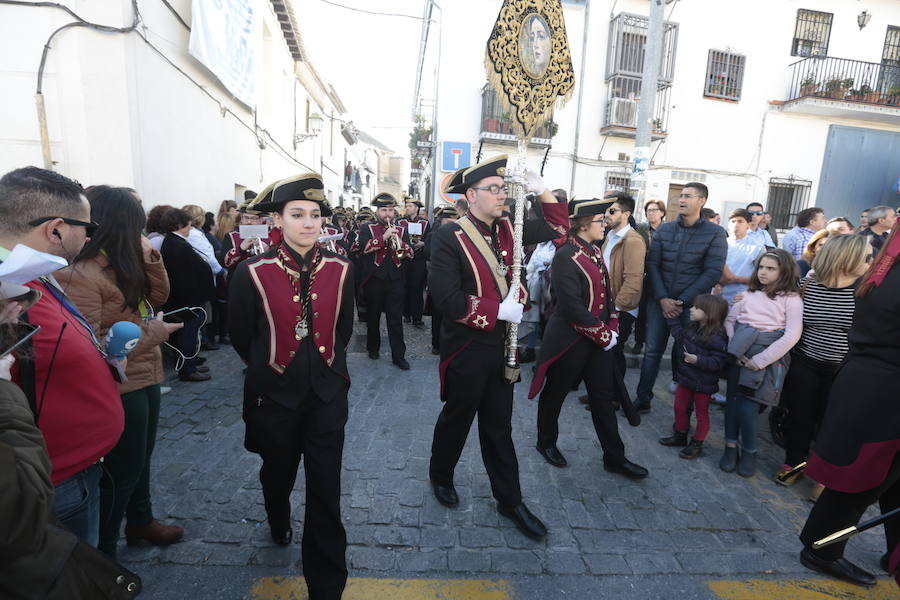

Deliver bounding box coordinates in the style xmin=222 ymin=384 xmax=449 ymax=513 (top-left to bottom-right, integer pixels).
xmin=857 ymin=10 xmax=871 ymax=31
xmin=295 ymin=112 xmax=324 ymax=144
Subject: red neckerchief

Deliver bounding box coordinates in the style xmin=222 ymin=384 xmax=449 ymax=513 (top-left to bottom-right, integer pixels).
xmin=868 ymin=224 xmax=900 ymax=288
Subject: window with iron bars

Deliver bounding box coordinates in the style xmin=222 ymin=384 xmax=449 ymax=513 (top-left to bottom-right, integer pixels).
xmin=704 ymin=50 xmax=745 ymax=101
xmin=605 ymin=171 xmax=632 ymax=194
xmin=882 ymin=26 xmax=900 ymax=93
xmin=791 ymin=9 xmax=832 ymax=57
xmin=766 ymin=177 xmax=812 ymax=230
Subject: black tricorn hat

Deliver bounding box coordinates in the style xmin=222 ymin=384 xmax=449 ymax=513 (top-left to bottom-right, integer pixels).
xmin=250 ymin=173 xmax=332 ymax=216
xmin=568 ymin=197 xmax=614 ymax=218
xmin=372 ymin=193 xmax=398 ymax=208
xmin=436 ymin=206 xmax=459 ymax=220
xmin=443 ymin=167 xmax=467 ymax=195
xmin=460 ymin=155 xmax=508 ymax=190
xmin=404 ymin=196 xmax=423 ymax=208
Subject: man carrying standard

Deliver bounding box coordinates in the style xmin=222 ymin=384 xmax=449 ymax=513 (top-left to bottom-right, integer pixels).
xmin=428 ymin=155 xmax=567 ymax=540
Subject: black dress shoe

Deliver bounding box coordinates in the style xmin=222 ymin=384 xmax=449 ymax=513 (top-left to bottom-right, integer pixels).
xmin=431 ymin=347 xmax=440 ymax=355
xmin=271 ymin=528 xmax=293 ymax=546
xmin=498 ymin=503 xmax=547 ymax=540
xmin=604 ymin=459 xmax=649 ymax=480
xmin=536 ymin=446 xmax=567 ymax=468
xmin=195 ymin=365 xmax=210 ymax=373
xmin=368 ymin=351 xmax=379 ymax=360
xmin=632 ymin=401 xmax=651 ymax=414
xmin=431 ymin=480 xmax=459 ymax=507
xmin=195 ymin=356 xmax=208 ymax=365
xmin=800 ymin=548 xmax=876 ymax=587
xmin=393 ymin=357 xmax=410 ymax=370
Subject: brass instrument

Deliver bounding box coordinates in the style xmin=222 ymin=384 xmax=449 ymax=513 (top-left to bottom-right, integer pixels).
xmin=251 ymin=237 xmax=265 ymax=255
xmin=387 ymin=219 xmax=411 ymax=259
xmin=319 ymin=227 xmax=338 ymax=253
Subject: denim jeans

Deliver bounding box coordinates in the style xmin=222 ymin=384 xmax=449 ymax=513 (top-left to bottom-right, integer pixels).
xmin=635 ymin=300 xmax=691 ymax=405
xmin=52 ymin=462 xmax=102 ymax=547
xmin=723 ymin=364 xmax=760 ymax=453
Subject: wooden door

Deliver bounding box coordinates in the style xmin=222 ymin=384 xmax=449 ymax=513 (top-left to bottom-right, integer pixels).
xmin=666 ymin=184 xmax=683 ymax=221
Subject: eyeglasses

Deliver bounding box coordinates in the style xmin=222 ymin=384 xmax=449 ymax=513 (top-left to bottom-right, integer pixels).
xmin=645 ymin=207 xmax=661 ymax=213
xmin=471 ymin=184 xmax=507 ymax=195
xmin=605 ymin=208 xmax=620 ymax=215
xmin=28 ymin=216 xmax=99 ymax=237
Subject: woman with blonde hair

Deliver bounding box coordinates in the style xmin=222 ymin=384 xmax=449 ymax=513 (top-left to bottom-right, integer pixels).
xmin=215 ymin=200 xmax=238 ymax=243
xmin=796 ymin=229 xmax=831 ymax=278
xmin=182 ymin=204 xmax=225 ymax=350
xmin=777 ymin=234 xmax=872 ymax=493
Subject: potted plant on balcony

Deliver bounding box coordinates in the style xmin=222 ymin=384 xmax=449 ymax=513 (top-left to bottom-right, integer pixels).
xmin=652 ymin=118 xmax=663 ymax=131
xmin=857 ymin=83 xmax=879 ymax=103
xmin=887 ymin=86 xmax=900 ymax=106
xmin=799 ymin=75 xmax=818 ymax=97
xmin=825 ymin=76 xmax=852 ymax=99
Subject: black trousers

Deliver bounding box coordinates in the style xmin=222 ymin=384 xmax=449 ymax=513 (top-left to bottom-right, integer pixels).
xmin=431 ymin=306 xmax=443 ymax=351
xmin=633 ymin=275 xmax=649 ymax=349
xmin=536 ymin=337 xmax=626 ymax=467
xmin=245 ymin=397 xmax=347 ymax=600
xmin=801 ymin=455 xmax=900 ymax=561
xmin=363 ymin=276 xmax=406 ymax=359
xmin=404 ymin=258 xmax=428 ymax=323
xmin=612 ymin=312 xmax=637 ymax=378
xmin=782 ymin=353 xmax=838 ymax=467
xmin=430 ymin=342 xmax=522 ymax=509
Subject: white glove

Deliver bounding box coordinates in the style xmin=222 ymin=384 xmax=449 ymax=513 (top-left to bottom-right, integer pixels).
xmin=602 ymin=331 xmax=619 ymax=352
xmin=523 ymin=169 xmax=547 ymax=195
xmin=497 ymin=287 xmax=524 ymax=325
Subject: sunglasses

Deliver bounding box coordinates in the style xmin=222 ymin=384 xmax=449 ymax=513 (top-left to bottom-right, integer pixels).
xmin=28 ymin=216 xmax=99 ymax=237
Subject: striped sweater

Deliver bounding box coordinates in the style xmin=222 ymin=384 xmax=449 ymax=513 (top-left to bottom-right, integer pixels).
xmin=796 ymin=276 xmax=857 ymax=363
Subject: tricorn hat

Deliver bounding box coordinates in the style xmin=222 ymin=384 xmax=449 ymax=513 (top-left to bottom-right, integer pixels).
xmin=251 ymin=173 xmax=332 ymax=216
xmin=436 ymin=206 xmax=459 ymax=220
xmin=372 ymin=193 xmax=398 ymax=208
xmin=404 ymin=197 xmax=423 ymax=208
xmin=568 ymin=197 xmax=614 ymax=218
xmin=459 ymin=155 xmax=508 ymax=191
xmin=443 ymin=167 xmax=467 ymax=195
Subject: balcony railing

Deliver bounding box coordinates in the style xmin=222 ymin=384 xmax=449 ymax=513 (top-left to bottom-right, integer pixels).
xmin=601 ymin=75 xmax=670 ymax=138
xmin=480 ymin=85 xmax=554 ymax=146
xmin=787 ymin=56 xmax=900 ymax=106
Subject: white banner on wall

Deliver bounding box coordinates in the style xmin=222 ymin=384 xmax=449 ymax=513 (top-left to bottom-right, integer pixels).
xmin=189 ymin=0 xmax=258 ymax=109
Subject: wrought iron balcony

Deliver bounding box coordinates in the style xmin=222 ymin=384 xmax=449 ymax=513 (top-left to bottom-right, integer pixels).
xmin=479 ymin=85 xmax=555 ymax=147
xmin=601 ymin=75 xmax=670 ymax=139
xmin=784 ymin=56 xmax=900 ymax=123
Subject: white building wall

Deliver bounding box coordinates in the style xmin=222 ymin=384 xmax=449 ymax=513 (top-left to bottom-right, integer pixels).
xmin=427 ymin=0 xmax=900 ymax=216
xmin=0 ymin=0 xmax=351 ymax=212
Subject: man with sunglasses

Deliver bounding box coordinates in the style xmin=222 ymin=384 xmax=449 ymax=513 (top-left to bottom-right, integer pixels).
xmin=0 ymin=166 xmax=124 ymax=547
xmin=745 ymin=202 xmax=774 ymax=248
xmin=601 ymin=192 xmax=646 ymax=378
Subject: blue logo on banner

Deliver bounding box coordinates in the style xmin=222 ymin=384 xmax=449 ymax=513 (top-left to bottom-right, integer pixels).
xmin=441 ymin=142 xmax=472 ymax=173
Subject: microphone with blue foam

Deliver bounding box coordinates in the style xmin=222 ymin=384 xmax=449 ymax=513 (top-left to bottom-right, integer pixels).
xmin=105 ymin=321 xmax=142 ymax=381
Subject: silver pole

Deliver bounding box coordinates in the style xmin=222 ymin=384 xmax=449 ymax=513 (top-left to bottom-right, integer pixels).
xmin=429 ymin=1 xmax=443 ymax=218
xmin=506 ymin=138 xmax=528 ymax=369
xmin=631 ymin=0 xmax=665 ymax=218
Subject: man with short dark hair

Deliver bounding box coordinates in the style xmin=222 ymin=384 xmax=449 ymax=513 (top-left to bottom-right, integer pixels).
xmin=0 ymin=166 xmax=124 ymax=546
xmin=633 ymin=182 xmax=727 ymax=413
xmin=721 ymin=208 xmax=764 ymax=306
xmin=601 ymin=193 xmax=646 ymax=376
xmin=825 ymin=217 xmax=854 ymax=235
xmin=861 ymin=205 xmax=897 ymax=254
xmin=781 ymin=207 xmax=825 ymax=260
xmin=745 ymin=202 xmax=774 ymax=247
xmin=399 ymin=197 xmax=430 ymax=328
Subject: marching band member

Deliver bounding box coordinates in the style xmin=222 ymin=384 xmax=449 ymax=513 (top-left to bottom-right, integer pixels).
xmin=221 ymin=199 xmax=272 ymax=274
xmin=228 ymin=173 xmax=353 ymax=600
xmin=427 ymin=155 xmax=567 ymax=540
xmin=398 ymin=197 xmax=431 ymax=328
xmin=425 ymin=205 xmax=460 ymax=355
xmin=356 ymin=193 xmax=413 ymax=370
xmin=528 ymin=198 xmax=648 ymax=480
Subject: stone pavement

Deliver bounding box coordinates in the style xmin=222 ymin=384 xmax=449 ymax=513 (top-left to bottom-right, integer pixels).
xmin=119 ymin=320 xmax=888 ymax=597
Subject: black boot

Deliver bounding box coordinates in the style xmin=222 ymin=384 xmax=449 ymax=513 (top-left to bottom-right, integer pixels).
xmin=679 ymin=439 xmax=703 ymax=459
xmin=659 ymin=430 xmax=688 ymax=447
xmin=719 ymin=445 xmax=739 ymax=472
xmin=738 ymin=449 xmax=757 ymax=477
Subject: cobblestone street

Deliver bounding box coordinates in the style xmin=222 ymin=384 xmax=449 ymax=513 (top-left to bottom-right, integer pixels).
xmin=119 ymin=321 xmax=890 ymax=599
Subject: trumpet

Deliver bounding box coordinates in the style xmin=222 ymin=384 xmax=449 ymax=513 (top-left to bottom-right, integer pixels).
xmin=251 ymin=237 xmax=265 ymax=255
xmin=387 ymin=220 xmax=411 ymax=259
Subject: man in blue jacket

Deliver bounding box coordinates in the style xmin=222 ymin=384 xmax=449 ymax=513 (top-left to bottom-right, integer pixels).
xmin=633 ymin=182 xmax=727 ymax=413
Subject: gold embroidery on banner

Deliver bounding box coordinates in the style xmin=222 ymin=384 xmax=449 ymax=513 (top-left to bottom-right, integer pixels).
xmin=485 ymin=0 xmax=576 ymax=139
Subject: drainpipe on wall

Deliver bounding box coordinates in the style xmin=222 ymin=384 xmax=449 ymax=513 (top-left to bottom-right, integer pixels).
xmin=36 ymin=93 xmax=53 ymax=170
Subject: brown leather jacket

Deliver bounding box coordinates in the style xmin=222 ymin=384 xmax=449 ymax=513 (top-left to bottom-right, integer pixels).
xmin=601 ymin=227 xmax=647 ymax=312
xmin=57 ymin=251 xmax=170 ymax=395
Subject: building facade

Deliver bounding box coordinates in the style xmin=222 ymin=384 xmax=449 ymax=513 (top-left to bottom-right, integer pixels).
xmin=417 ymin=0 xmax=900 ymax=228
xmin=0 ymin=0 xmax=356 ymax=212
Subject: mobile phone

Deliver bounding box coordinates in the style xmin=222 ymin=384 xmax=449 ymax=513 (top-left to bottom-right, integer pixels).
xmin=162 ymin=307 xmax=200 ymax=324
xmin=0 ymin=321 xmax=41 ymax=359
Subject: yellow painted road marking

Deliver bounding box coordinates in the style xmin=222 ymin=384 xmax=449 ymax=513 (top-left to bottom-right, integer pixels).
xmin=250 ymin=577 xmax=514 ymax=600
xmin=708 ymin=578 xmax=897 ymax=599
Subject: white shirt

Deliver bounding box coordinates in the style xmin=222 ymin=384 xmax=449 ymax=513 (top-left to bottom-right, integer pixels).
xmin=747 ymin=227 xmax=774 ymax=248
xmin=602 ymin=223 xmax=638 ymax=317
xmin=187 ymin=227 xmax=223 ymax=276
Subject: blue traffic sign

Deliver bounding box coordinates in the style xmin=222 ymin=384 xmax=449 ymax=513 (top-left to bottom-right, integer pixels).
xmin=441 ymin=141 xmax=472 ymax=173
